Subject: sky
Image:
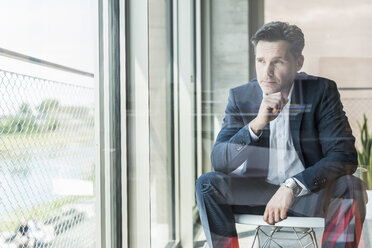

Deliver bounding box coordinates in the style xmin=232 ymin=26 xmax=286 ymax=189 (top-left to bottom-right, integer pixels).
xmin=0 ymin=0 xmax=97 ymax=72
xmin=0 ymin=0 xmax=97 ymax=115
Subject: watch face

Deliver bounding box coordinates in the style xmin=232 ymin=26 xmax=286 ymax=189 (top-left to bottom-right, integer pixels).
xmin=285 ymin=179 xmax=295 ymax=188
xmin=285 ymin=179 xmax=300 ymax=195
xmin=285 ymin=179 xmax=298 ymax=192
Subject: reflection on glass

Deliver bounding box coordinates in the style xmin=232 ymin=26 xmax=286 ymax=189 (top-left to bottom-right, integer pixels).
xmin=0 ymin=1 xmax=97 ymax=247
xmin=265 ymin=0 xmax=372 ymax=150
xmin=149 ymin=0 xmax=174 ymax=247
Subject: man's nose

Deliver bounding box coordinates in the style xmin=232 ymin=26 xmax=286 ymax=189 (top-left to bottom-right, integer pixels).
xmin=265 ymin=64 xmax=274 ymax=77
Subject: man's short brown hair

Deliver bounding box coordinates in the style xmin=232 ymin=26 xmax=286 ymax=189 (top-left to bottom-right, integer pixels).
xmin=251 ymin=21 xmax=305 ymax=58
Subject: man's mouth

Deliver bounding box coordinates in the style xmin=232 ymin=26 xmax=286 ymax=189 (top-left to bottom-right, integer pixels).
xmin=262 ymin=81 xmax=277 ymax=85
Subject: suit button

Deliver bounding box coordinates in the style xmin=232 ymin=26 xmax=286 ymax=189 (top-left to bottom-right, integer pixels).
xmin=313 ymin=177 xmax=320 ymax=186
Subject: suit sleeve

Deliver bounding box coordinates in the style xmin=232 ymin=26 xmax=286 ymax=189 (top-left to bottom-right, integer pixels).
xmin=293 ymin=80 xmax=358 ymax=192
xmin=211 ymin=89 xmax=263 ymax=174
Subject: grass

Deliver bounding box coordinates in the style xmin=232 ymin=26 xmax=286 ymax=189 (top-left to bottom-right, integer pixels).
xmin=0 ymin=128 xmax=95 ymax=233
xmin=0 ymin=130 xmax=94 ymax=160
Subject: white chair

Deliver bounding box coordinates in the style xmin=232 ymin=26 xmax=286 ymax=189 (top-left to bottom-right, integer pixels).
xmin=234 ymin=214 xmax=324 ymax=248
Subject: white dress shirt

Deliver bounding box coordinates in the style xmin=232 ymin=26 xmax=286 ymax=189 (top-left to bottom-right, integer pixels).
xmin=248 ymin=84 xmax=310 ymax=197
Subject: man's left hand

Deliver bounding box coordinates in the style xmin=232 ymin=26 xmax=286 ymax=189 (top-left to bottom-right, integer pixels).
xmin=263 ymin=185 xmax=294 ymax=225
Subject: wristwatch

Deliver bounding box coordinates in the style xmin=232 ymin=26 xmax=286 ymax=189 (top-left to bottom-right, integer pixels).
xmin=282 ymin=178 xmax=300 ymax=196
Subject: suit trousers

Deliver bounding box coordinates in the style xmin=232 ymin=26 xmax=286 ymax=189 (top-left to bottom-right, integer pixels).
xmin=196 ymin=171 xmax=367 ymax=248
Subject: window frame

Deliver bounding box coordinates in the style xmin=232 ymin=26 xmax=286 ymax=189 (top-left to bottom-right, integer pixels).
xmin=97 ymin=0 xmax=127 ymax=247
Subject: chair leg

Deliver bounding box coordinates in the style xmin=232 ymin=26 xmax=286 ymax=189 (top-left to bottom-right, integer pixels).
xmin=292 ymin=227 xmax=319 ymax=248
xmin=260 ymin=227 xmax=272 ymax=248
xmin=309 ymin=229 xmax=318 ymax=248
xmin=293 ymin=227 xmax=305 ymax=248
xmin=251 ymin=226 xmax=319 ymax=248
xmin=261 ymin=227 xmax=283 ymax=248
xmin=251 ymin=227 xmax=259 ymax=248
xmin=256 ymin=230 xmax=261 ymax=248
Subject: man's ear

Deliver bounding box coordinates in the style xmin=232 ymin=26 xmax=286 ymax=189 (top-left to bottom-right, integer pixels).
xmin=296 ymin=55 xmax=304 ymax=71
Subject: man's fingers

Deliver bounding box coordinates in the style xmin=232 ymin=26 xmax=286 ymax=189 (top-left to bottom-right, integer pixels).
xmin=264 ymin=95 xmax=282 ymax=104
xmin=268 ymin=210 xmax=274 ymax=225
xmin=263 ymin=186 xmax=294 ymax=226
xmin=263 ymin=207 xmax=269 ymax=222
xmin=282 ymin=96 xmax=289 ymax=105
xmin=274 ymin=209 xmax=280 ymax=223
xmin=275 ymin=102 xmax=282 ymax=112
xmin=263 ymin=208 xmax=273 ymax=225
xmin=266 ymin=101 xmax=281 ymax=113
xmin=264 ymin=97 xmax=286 ymax=113
xmin=280 ymin=208 xmax=288 ymax=220
xmin=264 ymin=207 xmax=288 ymax=225
xmin=272 ymin=107 xmax=281 ymax=114
xmin=264 ymin=92 xmax=288 ymax=109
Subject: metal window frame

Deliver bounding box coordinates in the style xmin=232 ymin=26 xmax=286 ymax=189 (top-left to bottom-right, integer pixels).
xmin=200 ymin=0 xmax=213 ymax=175
xmin=126 ymin=0 xmax=151 ymax=247
xmin=97 ymin=0 xmax=207 ymax=247
xmin=172 ymin=0 xmax=181 ymax=246
xmin=97 ymin=0 xmax=127 ymax=247
xmin=248 ymin=0 xmax=265 ymax=79
xmin=195 ymin=0 xmax=203 ymax=184
xmin=177 ymin=0 xmax=197 ymax=247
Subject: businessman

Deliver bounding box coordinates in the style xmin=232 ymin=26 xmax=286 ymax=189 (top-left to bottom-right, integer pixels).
xmin=196 ymin=21 xmax=367 ymax=248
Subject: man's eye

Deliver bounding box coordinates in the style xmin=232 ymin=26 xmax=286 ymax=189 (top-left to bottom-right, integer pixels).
xmin=274 ymin=60 xmax=283 ymax=64
xmin=257 ymin=59 xmax=265 ymax=63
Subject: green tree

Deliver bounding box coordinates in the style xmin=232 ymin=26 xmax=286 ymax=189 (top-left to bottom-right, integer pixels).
xmin=18 ymin=102 xmax=32 ymax=115
xmin=36 ymin=99 xmax=60 ymax=114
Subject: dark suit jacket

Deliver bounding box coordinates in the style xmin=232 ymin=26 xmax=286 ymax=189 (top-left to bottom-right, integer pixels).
xmin=211 ymin=72 xmax=357 ymax=192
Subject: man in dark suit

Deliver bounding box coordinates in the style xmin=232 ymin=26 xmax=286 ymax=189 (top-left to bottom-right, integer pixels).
xmin=196 ymin=21 xmax=367 ymax=248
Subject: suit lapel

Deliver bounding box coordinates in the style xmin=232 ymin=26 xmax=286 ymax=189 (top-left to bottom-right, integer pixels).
xmin=239 ymin=82 xmax=264 ymax=123
xmin=289 ymin=79 xmax=305 ymax=165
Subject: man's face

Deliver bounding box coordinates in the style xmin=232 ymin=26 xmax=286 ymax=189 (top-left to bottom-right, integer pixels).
xmin=255 ymin=40 xmax=304 ymax=95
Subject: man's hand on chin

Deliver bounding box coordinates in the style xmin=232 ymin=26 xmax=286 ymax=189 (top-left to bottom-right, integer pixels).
xmin=263 ymin=185 xmax=294 ymax=225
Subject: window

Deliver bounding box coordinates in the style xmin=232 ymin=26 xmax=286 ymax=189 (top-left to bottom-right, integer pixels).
xmin=0 ymin=1 xmax=98 ymax=247
xmin=149 ymin=0 xmax=175 ymax=246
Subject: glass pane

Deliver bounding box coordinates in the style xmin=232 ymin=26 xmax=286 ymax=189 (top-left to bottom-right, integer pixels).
xmin=265 ymin=0 xmax=372 ymax=244
xmin=0 ymin=1 xmax=98 ymax=247
xmin=149 ymin=0 xmax=175 ymax=247
xmin=265 ymin=0 xmax=372 ymax=148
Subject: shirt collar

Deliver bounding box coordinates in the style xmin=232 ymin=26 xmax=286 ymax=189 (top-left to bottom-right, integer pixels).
xmin=287 ymin=82 xmax=295 ymax=104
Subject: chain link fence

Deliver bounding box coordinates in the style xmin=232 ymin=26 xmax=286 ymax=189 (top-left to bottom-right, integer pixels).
xmin=0 ymin=69 xmax=96 ymax=248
